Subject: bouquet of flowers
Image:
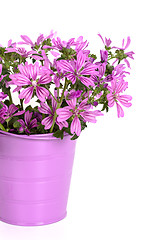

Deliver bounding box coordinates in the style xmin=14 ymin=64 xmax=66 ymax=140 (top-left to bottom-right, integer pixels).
xmin=0 ymin=31 xmax=134 ymax=139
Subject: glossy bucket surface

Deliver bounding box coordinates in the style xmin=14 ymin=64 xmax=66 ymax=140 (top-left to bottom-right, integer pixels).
xmin=0 ymin=131 xmax=76 ymax=226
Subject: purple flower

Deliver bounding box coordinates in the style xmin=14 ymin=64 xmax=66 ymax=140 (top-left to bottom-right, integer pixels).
xmin=100 ymin=50 xmax=108 ymax=62
xmin=17 ymin=111 xmax=38 ymax=134
xmin=104 ymin=64 xmax=129 ymax=84
xmin=57 ymin=51 xmax=97 ymax=88
xmin=73 ymin=36 xmax=89 ymax=52
xmin=9 ymin=62 xmax=52 ymax=104
xmin=98 ymin=33 xmax=112 ymax=48
xmin=0 ymin=103 xmax=24 ymax=124
xmin=43 ymin=35 xmax=88 ymax=53
xmin=5 ymin=47 xmax=42 ymax=59
xmin=113 ymin=36 xmax=135 ymax=68
xmin=43 ymin=36 xmax=75 ymax=51
xmin=56 ymin=98 xmax=103 ymax=136
xmin=107 ymin=79 xmax=132 ymax=118
xmin=91 ymin=63 xmax=109 ymax=87
xmin=18 ymin=35 xmax=34 ymax=47
xmin=18 ymin=31 xmax=56 ymax=49
xmin=38 ymin=97 xmax=68 ymax=130
xmin=7 ymin=39 xmax=16 ymax=48
xmin=35 ymin=30 xmax=56 ymax=46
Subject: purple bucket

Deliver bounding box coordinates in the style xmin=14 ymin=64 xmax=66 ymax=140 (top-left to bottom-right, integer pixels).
xmin=0 ymin=130 xmax=76 ymax=226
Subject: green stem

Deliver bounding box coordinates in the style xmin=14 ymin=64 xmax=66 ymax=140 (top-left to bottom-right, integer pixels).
xmin=8 ymin=89 xmax=13 ymax=104
xmin=50 ymin=78 xmax=68 ymax=133
xmin=45 ymin=86 xmax=58 ymax=103
xmin=107 ymin=56 xmax=116 ymax=61
xmin=20 ymin=99 xmax=24 ymax=110
xmin=19 ymin=91 xmax=24 ymax=110
xmin=57 ymin=88 xmax=59 ymax=101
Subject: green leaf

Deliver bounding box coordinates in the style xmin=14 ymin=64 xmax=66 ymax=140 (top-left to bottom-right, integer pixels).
xmin=0 ymin=123 xmax=6 ymax=131
xmin=71 ymin=134 xmax=79 ymax=140
xmin=53 ymin=129 xmax=64 ymax=139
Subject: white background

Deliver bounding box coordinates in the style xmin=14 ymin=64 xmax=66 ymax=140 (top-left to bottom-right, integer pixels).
xmin=0 ymin=0 xmax=160 ymax=239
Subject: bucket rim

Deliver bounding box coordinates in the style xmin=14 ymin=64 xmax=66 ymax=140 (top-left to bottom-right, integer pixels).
xmin=0 ymin=130 xmax=68 ymax=140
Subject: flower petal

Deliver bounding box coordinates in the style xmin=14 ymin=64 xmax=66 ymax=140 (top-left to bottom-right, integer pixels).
xmin=56 ymin=107 xmax=73 ymax=121
xmin=118 ymin=95 xmax=132 ymax=107
xmin=36 ymin=86 xmax=49 ymax=102
xmin=18 ymin=62 xmax=30 ymax=79
xmin=19 ymin=86 xmax=34 ymax=104
xmin=124 ymin=59 xmax=131 ymax=68
xmin=10 ymin=73 xmax=31 ymax=86
xmin=25 ymin=110 xmax=33 ymax=125
xmin=80 ymin=111 xmax=97 ymax=123
xmin=13 ymin=110 xmax=25 ymax=116
xmin=70 ymin=116 xmax=81 ymax=136
xmin=13 ymin=86 xmax=22 ymax=93
xmin=38 ymin=102 xmax=52 ymax=115
xmin=78 ymin=99 xmax=91 ymax=110
xmin=38 ymin=74 xmax=52 ymax=85
xmin=79 ymin=76 xmax=95 ymax=87
xmin=66 ymin=73 xmax=76 ymax=84
xmin=80 ymin=63 xmax=98 ymax=75
xmin=29 ymin=62 xmax=39 ymax=80
xmin=116 ymin=102 xmax=124 ymax=118
xmin=30 ymin=118 xmax=38 ymax=129
xmin=41 ymin=116 xmax=53 ymax=130
xmin=20 ymin=35 xmax=34 ymax=46
xmin=76 ymin=51 xmax=86 ymax=72
xmin=107 ymin=93 xmax=115 ymax=107
xmin=92 ymin=110 xmax=104 ymax=116
xmin=58 ymin=60 xmax=74 ymax=73
xmin=8 ymin=104 xmax=18 ymax=116
xmin=56 ymin=119 xmax=68 ymax=130
xmin=66 ymin=98 xmax=77 ymax=109
xmin=124 ymin=36 xmax=131 ymax=50
xmin=97 ymin=33 xmax=105 ymax=45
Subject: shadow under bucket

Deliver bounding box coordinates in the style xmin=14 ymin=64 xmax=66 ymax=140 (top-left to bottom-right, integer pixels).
xmin=0 ymin=130 xmax=76 ymax=226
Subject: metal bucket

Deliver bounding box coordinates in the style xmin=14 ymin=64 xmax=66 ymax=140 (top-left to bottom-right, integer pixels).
xmin=0 ymin=130 xmax=76 ymax=226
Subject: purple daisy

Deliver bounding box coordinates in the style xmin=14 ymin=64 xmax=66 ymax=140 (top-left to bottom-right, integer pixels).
xmin=56 ymin=98 xmax=103 ymax=136
xmin=57 ymin=51 xmax=98 ymax=88
xmin=9 ymin=62 xmax=52 ymax=104
xmin=107 ymin=79 xmax=132 ymax=118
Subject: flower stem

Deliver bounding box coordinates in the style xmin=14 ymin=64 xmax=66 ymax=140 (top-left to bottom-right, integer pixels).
xmin=50 ymin=78 xmax=68 ymax=133
xmin=45 ymin=86 xmax=58 ymax=103
xmin=8 ymin=89 xmax=13 ymax=104
xmin=18 ymin=91 xmax=24 ymax=110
